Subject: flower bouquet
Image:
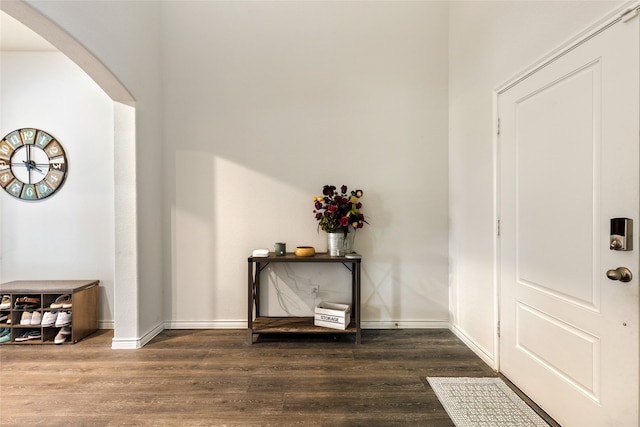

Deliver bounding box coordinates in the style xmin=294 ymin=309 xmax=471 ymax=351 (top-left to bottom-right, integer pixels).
xmin=313 ymin=185 xmax=367 ymax=255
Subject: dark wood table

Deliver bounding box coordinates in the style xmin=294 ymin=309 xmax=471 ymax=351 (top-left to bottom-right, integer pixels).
xmin=247 ymin=252 xmax=361 ymax=344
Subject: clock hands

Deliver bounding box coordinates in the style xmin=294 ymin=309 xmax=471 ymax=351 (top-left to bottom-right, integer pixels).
xmin=22 ymin=159 xmax=45 ymax=174
xmin=10 ymin=145 xmax=49 ymax=185
xmin=27 ymin=145 xmax=47 ymax=173
xmin=25 ymin=145 xmax=34 ymax=184
xmin=22 ymin=146 xmax=45 ymax=184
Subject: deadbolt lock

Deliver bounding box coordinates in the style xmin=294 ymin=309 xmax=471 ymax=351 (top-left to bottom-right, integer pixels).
xmin=610 ymin=218 xmax=633 ymax=251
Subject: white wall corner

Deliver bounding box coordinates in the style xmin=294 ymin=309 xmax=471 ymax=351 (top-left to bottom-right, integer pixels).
xmin=112 ymin=101 xmax=139 ymax=343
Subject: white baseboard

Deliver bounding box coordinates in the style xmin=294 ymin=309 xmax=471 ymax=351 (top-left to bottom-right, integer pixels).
xmin=111 ymin=321 xmax=164 ymax=349
xmin=450 ymin=324 xmax=496 ymax=369
xmin=360 ymin=320 xmax=449 ymax=329
xmin=163 ymin=320 xmax=449 ymax=330
xmin=164 ymin=320 xmax=246 ymax=329
xmin=108 ymin=320 xmax=453 ymax=348
xmin=98 ymin=320 xmax=114 ymax=329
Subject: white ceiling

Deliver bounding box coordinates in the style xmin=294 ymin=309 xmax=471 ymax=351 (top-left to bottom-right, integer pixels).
xmin=0 ymin=10 xmax=57 ymax=52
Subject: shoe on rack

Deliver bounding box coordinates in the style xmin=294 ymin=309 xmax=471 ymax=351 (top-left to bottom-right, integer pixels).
xmin=41 ymin=311 xmax=57 ymax=327
xmin=30 ymin=311 xmax=42 ymax=325
xmin=0 ymin=295 xmax=10 ymax=309
xmin=0 ymin=332 xmax=10 ymax=343
xmin=51 ymin=295 xmax=71 ymax=309
xmin=0 ymin=312 xmax=8 ymax=323
xmin=15 ymin=303 xmax=38 ymax=310
xmin=55 ymin=311 xmax=72 ymax=327
xmin=14 ymin=296 xmax=40 ymax=309
xmin=0 ymin=327 xmax=9 ymax=337
xmin=14 ymin=330 xmax=41 ymax=342
xmin=54 ymin=327 xmax=71 ymax=344
xmin=20 ymin=311 xmax=33 ymax=325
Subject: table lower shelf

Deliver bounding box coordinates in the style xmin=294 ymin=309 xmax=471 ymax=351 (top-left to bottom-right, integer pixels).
xmin=251 ymin=317 xmax=357 ymax=334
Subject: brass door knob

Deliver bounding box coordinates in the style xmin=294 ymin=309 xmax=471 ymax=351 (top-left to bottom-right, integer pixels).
xmin=606 ymin=267 xmax=632 ymax=282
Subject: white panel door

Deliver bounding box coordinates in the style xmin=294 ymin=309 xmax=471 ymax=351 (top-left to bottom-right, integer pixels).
xmin=498 ymin=14 xmax=639 ymax=427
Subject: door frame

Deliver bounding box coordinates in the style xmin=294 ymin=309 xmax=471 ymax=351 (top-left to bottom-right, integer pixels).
xmin=492 ymin=0 xmax=640 ymax=371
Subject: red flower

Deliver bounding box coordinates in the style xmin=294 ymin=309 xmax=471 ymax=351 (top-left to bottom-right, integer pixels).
xmin=340 ymin=216 xmax=350 ymax=227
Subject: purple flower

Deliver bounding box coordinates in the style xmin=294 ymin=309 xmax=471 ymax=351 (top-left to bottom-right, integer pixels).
xmin=315 ymin=201 xmax=322 ymax=210
xmin=323 ymin=185 xmax=335 ymax=195
xmin=341 ymin=185 xmax=347 ymax=194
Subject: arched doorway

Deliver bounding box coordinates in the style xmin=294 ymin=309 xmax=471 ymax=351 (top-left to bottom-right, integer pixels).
xmin=0 ymin=2 xmax=138 ymax=349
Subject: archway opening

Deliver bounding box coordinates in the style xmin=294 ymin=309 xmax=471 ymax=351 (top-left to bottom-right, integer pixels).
xmin=0 ymin=3 xmax=138 ymax=348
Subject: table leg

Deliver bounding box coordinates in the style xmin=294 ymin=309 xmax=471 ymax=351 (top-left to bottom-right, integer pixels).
xmin=353 ymin=261 xmax=361 ymax=344
xmin=247 ymin=260 xmax=254 ymax=345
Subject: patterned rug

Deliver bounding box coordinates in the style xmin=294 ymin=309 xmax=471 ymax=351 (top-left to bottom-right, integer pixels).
xmin=426 ymin=377 xmax=549 ymax=427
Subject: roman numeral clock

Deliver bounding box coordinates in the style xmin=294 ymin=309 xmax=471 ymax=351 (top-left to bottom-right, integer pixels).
xmin=0 ymin=128 xmax=68 ymax=200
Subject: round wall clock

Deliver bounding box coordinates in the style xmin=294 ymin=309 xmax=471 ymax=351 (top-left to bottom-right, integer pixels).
xmin=0 ymin=128 xmax=68 ymax=201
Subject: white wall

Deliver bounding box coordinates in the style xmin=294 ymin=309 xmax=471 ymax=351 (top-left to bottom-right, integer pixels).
xmin=162 ymin=1 xmax=450 ymax=327
xmin=16 ymin=1 xmax=450 ymax=337
xmin=10 ymin=0 xmax=623 ymax=348
xmin=0 ymin=51 xmax=115 ymax=325
xmin=448 ymin=0 xmax=626 ymax=364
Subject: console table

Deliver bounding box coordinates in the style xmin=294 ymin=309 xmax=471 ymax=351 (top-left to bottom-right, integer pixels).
xmin=247 ymin=252 xmax=361 ymax=344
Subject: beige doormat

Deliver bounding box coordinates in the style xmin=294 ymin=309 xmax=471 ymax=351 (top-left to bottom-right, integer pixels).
xmin=426 ymin=377 xmax=549 ymax=426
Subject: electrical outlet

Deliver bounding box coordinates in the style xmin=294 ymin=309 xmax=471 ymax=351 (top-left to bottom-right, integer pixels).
xmin=310 ymin=285 xmax=319 ymax=295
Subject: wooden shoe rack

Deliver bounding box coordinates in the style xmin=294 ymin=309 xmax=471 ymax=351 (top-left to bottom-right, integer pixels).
xmin=0 ymin=280 xmax=99 ymax=345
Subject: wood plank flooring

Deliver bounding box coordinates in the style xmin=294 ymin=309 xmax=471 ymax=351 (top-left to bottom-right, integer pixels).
xmin=0 ymin=329 xmax=558 ymax=426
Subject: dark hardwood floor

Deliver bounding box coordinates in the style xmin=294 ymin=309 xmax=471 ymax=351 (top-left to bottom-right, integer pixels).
xmin=0 ymin=329 xmax=558 ymax=426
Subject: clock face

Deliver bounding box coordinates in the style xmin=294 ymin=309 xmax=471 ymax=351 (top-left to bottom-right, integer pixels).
xmin=0 ymin=128 xmax=68 ymax=201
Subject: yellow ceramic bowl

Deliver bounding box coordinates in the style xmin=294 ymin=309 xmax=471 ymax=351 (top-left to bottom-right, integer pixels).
xmin=295 ymin=246 xmax=315 ymax=257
